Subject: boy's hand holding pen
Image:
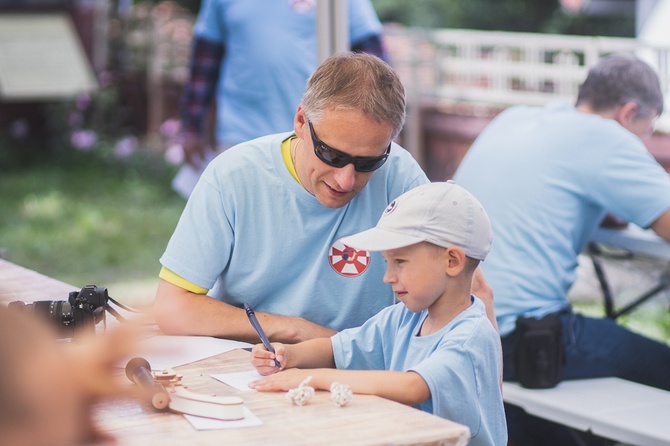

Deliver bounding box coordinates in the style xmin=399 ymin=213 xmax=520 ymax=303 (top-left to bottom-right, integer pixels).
xmin=244 ymin=303 xmax=283 ymax=373
xmin=250 ymin=342 xmax=286 ymax=375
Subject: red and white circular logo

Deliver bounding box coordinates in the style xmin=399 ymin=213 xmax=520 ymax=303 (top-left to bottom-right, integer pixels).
xmin=329 ymin=240 xmax=370 ymax=277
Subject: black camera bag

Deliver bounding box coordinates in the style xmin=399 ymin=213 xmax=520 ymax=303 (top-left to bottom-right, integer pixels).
xmin=515 ymin=312 xmax=565 ymax=389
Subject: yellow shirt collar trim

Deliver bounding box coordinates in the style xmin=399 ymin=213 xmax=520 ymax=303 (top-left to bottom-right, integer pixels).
xmin=282 ymin=135 xmax=302 ymax=185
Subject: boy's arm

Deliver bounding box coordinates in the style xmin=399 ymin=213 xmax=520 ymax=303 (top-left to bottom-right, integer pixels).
xmin=154 ymin=279 xmax=337 ymax=343
xmin=250 ymin=368 xmax=431 ymax=407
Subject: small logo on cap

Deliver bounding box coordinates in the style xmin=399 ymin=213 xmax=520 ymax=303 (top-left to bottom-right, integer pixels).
xmin=329 ymin=241 xmax=370 ymax=277
xmin=383 ymin=200 xmax=398 ymax=216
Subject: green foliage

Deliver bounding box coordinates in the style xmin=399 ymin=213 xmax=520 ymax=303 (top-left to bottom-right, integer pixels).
xmin=542 ymin=11 xmax=635 ymax=36
xmin=0 ymin=148 xmax=184 ymax=288
xmin=0 ymin=80 xmax=139 ymax=169
xmin=572 ymin=300 xmax=670 ymax=344
xmin=164 ymin=0 xmax=200 ymax=14
xmin=139 ymin=0 xmax=636 ymax=38
xmin=0 ymin=1 xmax=189 ymax=298
xmin=371 ymin=0 xmax=635 ymax=37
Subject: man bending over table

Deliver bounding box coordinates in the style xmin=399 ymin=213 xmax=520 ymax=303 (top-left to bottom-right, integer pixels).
xmin=454 ymin=53 xmax=670 ymax=446
xmin=154 ymin=52 xmax=496 ymax=343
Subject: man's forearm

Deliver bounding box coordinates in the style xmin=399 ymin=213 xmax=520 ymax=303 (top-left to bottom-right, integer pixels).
xmin=472 ymin=267 xmax=498 ymax=333
xmin=651 ymin=208 xmax=670 ymax=242
xmin=153 ymin=279 xmax=336 ymax=342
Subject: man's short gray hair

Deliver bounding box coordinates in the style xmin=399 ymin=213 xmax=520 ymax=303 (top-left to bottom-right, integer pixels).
xmin=576 ymin=53 xmax=664 ymax=118
xmin=301 ymin=52 xmax=406 ymax=138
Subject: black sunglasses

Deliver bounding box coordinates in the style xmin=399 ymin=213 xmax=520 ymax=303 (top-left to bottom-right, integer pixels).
xmin=308 ymin=120 xmax=391 ymax=172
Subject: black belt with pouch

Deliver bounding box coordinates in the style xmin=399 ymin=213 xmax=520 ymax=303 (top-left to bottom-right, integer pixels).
xmin=515 ymin=312 xmax=566 ymax=389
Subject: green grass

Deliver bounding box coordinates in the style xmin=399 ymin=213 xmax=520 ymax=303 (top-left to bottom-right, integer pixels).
xmin=570 ymin=254 xmax=670 ymax=344
xmin=0 ymin=149 xmax=185 ymax=305
xmin=572 ymin=300 xmax=670 ymax=344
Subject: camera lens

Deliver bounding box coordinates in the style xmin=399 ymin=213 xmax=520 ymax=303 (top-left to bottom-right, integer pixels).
xmin=8 ymin=300 xmax=75 ymax=338
xmin=7 ymin=285 xmax=107 ymax=339
xmin=7 ymin=300 xmax=26 ymax=311
xmin=36 ymin=300 xmax=72 ymax=321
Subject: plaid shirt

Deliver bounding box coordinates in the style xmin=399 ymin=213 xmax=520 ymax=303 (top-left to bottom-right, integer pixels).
xmin=179 ymin=34 xmax=388 ymax=138
xmin=179 ymin=38 xmax=225 ymax=137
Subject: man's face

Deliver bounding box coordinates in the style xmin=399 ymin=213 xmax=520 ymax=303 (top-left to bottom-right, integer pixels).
xmin=293 ymin=106 xmax=394 ymax=209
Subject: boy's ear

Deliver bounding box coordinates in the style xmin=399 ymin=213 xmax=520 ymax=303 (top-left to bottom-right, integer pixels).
xmin=445 ymin=247 xmax=466 ymax=277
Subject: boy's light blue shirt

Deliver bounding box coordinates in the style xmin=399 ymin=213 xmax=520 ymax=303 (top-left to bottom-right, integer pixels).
xmin=331 ymin=297 xmax=507 ymax=446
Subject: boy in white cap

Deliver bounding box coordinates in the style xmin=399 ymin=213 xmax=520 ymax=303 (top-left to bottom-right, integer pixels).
xmin=249 ymin=181 xmax=506 ymax=446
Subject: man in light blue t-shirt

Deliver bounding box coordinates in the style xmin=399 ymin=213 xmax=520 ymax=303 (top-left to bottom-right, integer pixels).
xmin=155 ymin=53 xmax=495 ymax=347
xmin=176 ymin=0 xmax=388 ymax=197
xmin=454 ymin=53 xmax=670 ymax=445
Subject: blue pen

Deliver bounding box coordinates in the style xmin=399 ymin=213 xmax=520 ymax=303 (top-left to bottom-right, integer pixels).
xmin=244 ymin=303 xmax=281 ymax=368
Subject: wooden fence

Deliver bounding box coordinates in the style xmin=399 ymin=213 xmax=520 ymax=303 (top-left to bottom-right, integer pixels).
xmin=384 ymin=26 xmax=670 ymax=129
xmin=383 ymin=26 xmax=670 ymax=179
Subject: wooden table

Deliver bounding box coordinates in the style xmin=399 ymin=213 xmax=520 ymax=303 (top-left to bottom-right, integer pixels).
xmin=97 ymin=349 xmax=470 ymax=446
xmin=0 ymin=259 xmax=471 ymax=446
xmin=0 ymin=258 xmax=77 ymax=304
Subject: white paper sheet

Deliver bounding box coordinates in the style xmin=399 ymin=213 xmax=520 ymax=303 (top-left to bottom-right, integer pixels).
xmin=171 ymin=163 xmax=203 ymax=199
xmin=184 ymin=407 xmax=262 ymax=430
xmin=120 ymin=335 xmax=252 ymax=371
xmin=211 ymin=370 xmax=262 ymax=392
xmin=171 ymin=147 xmax=219 ymax=199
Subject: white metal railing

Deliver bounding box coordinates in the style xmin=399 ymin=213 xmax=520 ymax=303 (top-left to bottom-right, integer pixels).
xmin=384 ymin=26 xmax=670 ymax=131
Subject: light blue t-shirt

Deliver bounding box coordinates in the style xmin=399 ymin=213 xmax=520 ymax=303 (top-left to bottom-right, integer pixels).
xmin=194 ymin=0 xmax=383 ymax=145
xmin=160 ymin=132 xmax=428 ymax=331
xmin=454 ymin=102 xmax=670 ymax=336
xmin=331 ymin=297 xmax=507 ymax=446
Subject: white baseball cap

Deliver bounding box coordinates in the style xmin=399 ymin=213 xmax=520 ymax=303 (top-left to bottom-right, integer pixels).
xmin=339 ymin=181 xmax=492 ymax=260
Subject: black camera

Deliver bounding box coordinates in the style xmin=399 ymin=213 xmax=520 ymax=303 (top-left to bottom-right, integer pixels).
xmin=8 ymin=285 xmax=109 ymax=338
